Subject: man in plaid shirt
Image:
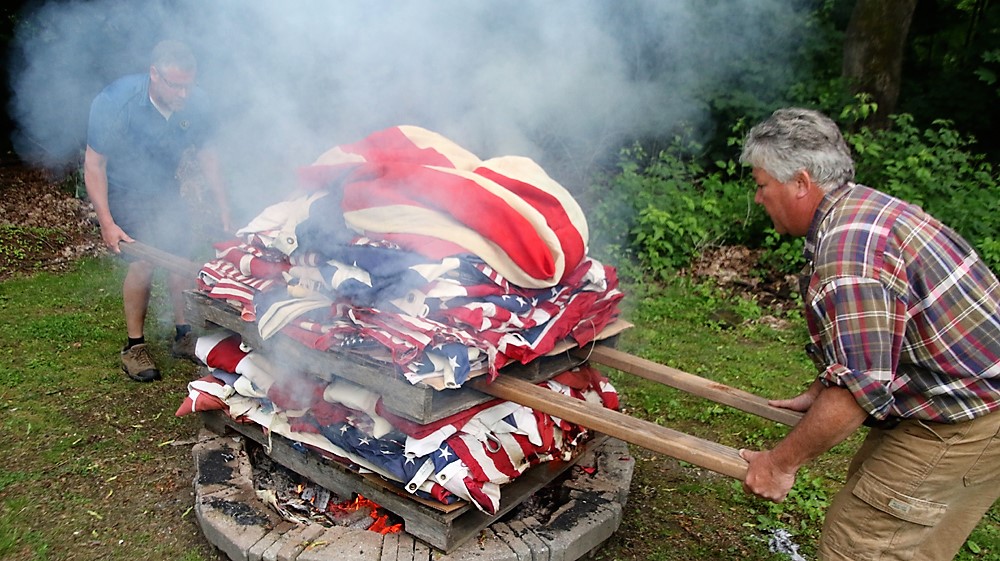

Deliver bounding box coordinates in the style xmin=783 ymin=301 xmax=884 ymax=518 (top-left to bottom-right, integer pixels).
xmin=738 ymin=108 xmax=1000 ymax=560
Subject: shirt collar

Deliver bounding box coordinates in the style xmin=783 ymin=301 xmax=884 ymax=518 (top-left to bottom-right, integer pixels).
xmin=803 ymin=182 xmax=854 ymax=263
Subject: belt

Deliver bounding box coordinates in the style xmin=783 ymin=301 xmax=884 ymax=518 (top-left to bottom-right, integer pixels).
xmin=863 ymin=415 xmax=902 ymax=430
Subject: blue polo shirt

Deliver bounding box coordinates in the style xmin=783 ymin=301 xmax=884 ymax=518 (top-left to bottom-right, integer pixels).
xmin=87 ymin=73 xmax=213 ymax=206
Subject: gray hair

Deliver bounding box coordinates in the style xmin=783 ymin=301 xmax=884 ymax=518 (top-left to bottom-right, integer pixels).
xmin=739 ymin=108 xmax=855 ymax=192
xmin=151 ymin=39 xmax=197 ymax=73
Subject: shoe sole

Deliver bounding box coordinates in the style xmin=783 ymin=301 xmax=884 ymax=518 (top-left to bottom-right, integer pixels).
xmin=171 ymin=352 xmax=204 ymax=365
xmin=123 ymin=365 xmax=162 ymax=382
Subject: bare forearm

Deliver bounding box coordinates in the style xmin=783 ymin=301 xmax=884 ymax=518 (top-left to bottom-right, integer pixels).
xmin=770 ymin=385 xmax=867 ymax=471
xmin=84 ymin=146 xmax=114 ymax=227
xmin=741 ymin=384 xmax=868 ymax=502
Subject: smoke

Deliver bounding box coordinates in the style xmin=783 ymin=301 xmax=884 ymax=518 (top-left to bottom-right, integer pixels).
xmin=8 ymin=0 xmax=806 ymax=214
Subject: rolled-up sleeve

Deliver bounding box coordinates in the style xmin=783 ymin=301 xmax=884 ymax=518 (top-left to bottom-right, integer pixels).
xmin=808 ymin=276 xmax=907 ymax=420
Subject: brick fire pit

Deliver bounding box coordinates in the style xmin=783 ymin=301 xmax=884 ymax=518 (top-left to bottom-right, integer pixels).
xmin=192 ymin=428 xmax=634 ymax=561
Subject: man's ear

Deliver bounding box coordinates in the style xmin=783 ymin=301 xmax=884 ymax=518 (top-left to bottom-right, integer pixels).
xmin=794 ymin=170 xmax=814 ymax=198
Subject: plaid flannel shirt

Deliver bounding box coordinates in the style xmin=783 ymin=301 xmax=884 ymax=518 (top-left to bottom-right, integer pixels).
xmin=802 ymin=183 xmax=1000 ymax=423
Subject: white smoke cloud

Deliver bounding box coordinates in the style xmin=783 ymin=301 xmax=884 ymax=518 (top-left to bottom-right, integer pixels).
xmin=8 ymin=0 xmax=806 ymax=212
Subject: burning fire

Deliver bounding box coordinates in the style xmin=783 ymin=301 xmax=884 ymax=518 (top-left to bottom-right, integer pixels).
xmin=291 ymin=481 xmax=401 ymax=534
xmin=347 ymin=495 xmax=402 ymax=534
xmin=251 ymin=444 xmax=403 ymax=534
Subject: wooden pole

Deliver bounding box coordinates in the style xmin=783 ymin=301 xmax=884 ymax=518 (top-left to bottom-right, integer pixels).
xmin=469 ymin=375 xmax=748 ymax=480
xmin=574 ymin=345 xmax=803 ymax=427
xmin=118 ymin=241 xmax=203 ymax=278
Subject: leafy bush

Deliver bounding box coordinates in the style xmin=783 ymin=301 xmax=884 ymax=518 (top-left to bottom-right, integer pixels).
xmin=847 ymin=113 xmax=1000 ymax=272
xmin=758 ymin=230 xmax=807 ymax=277
xmin=587 ymin=133 xmax=769 ymax=279
xmin=590 ymin=93 xmax=1000 ymax=279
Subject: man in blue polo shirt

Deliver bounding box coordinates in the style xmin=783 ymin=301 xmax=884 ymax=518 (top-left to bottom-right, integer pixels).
xmin=84 ymin=39 xmax=230 ymax=382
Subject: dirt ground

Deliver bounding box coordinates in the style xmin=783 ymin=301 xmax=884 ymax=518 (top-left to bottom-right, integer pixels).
xmin=0 ymin=163 xmax=105 ymax=280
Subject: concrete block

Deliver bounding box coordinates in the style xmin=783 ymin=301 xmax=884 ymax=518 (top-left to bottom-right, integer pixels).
xmin=297 ymin=525 xmax=384 ymax=561
xmin=505 ymin=520 xmax=550 ymax=561
xmin=434 ymin=529 xmax=518 ymax=561
xmin=196 ymin=491 xmax=272 ymax=561
xmin=273 ymin=524 xmax=327 ymax=561
xmin=490 ymin=522 xmax=533 ymax=561
xmin=412 ymin=538 xmax=431 ymax=561
xmin=380 ymin=532 xmax=399 ymax=561
xmin=532 ymin=497 xmax=621 ymax=561
xmin=192 ymin=431 xmax=245 ymax=496
xmin=395 ymin=534 xmax=416 ymax=561
xmin=248 ymin=522 xmax=297 ymax=561
xmin=593 ymin=439 xmax=635 ymax=506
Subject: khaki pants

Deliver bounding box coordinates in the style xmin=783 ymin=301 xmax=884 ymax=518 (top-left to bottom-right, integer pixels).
xmin=820 ymin=410 xmax=1000 ymax=560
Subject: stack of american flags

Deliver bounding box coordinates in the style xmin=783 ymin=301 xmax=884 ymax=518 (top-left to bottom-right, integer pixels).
xmin=180 ymin=125 xmax=624 ymax=513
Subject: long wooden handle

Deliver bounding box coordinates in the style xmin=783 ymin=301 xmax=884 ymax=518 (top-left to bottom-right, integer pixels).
xmin=119 ymin=240 xmax=203 ymax=277
xmin=470 ymin=375 xmax=749 ymax=481
xmin=574 ymin=345 xmax=803 ymax=427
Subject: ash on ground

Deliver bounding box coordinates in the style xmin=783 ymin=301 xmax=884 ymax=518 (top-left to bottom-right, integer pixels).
xmin=246 ymin=441 xmax=403 ymax=532
xmin=500 ymin=469 xmax=576 ymax=525
xmin=768 ymin=528 xmax=808 ymax=561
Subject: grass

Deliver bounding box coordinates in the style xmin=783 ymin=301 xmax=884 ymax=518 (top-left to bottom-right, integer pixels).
xmin=0 ymin=256 xmax=997 ymax=560
xmin=0 ymin=257 xmax=214 ymax=561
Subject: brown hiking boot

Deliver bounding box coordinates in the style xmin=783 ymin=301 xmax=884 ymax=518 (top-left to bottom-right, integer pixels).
xmin=171 ymin=331 xmax=202 ymax=364
xmin=121 ymin=343 xmax=161 ymax=382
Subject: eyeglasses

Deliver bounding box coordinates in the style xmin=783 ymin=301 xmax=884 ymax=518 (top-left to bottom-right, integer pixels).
xmin=154 ymin=67 xmax=195 ymax=92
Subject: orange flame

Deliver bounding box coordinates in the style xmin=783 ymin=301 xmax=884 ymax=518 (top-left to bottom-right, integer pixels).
xmin=327 ymin=494 xmax=402 ymax=534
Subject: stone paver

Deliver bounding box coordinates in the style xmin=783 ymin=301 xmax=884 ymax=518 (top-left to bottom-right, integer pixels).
xmin=247 ymin=522 xmax=296 ymax=561
xmin=491 ymin=522 xmax=533 ymax=561
xmin=297 ymin=525 xmax=384 ymax=561
xmin=434 ymin=528 xmax=517 ymax=561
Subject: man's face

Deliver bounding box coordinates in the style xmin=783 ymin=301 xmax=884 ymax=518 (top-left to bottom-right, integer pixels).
xmin=150 ymin=64 xmax=196 ymax=112
xmin=752 ymin=167 xmax=799 ymax=235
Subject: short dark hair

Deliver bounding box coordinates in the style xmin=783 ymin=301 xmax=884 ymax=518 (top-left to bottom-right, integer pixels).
xmin=151 ymin=40 xmax=197 ymax=73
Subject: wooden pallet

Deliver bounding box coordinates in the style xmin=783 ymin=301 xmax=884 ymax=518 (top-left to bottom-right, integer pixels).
xmin=200 ymin=410 xmax=606 ymax=553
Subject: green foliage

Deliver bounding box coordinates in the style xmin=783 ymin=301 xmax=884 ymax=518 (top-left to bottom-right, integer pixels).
xmin=957 ymin=511 xmax=1000 ymax=561
xmin=733 ymin=469 xmax=831 ymax=542
xmin=632 ymin=197 xmax=719 ymax=279
xmin=976 ymin=48 xmax=1000 ymax=93
xmin=58 ymin=165 xmax=86 ymax=198
xmin=901 ymin=1 xmax=1000 ymax=162
xmin=846 ymin=112 xmax=1000 ymax=272
xmin=594 ymin=91 xmax=1000 ymax=279
xmin=758 ymin=230 xmax=807 ymax=277
xmin=0 ymin=225 xmax=68 ymax=277
xmin=589 ymin=130 xmax=769 ymax=277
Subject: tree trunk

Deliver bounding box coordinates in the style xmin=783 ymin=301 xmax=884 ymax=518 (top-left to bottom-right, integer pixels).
xmin=842 ymin=0 xmax=919 ymax=129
